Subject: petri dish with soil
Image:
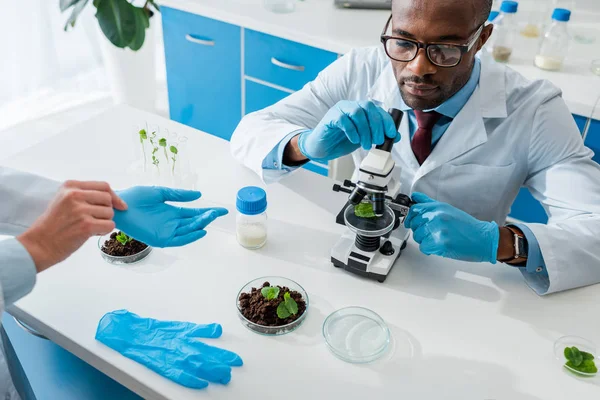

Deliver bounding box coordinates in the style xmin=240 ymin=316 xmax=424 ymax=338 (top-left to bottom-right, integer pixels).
xmin=236 ymin=277 xmax=308 ymax=335
xmin=98 ymin=231 xmax=152 ymax=265
xmin=323 ymin=306 xmax=390 ymax=363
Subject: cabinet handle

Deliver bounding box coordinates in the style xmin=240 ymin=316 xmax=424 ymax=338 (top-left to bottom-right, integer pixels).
xmin=271 ymin=57 xmax=305 ymax=72
xmin=13 ymin=316 xmax=49 ymax=340
xmin=185 ymin=34 xmax=215 ymax=46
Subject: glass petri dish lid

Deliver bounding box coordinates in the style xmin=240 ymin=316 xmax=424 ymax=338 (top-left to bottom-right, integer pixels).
xmin=323 ymin=306 xmax=390 ymax=363
xmin=343 ymin=204 xmax=395 ymax=238
xmin=554 ymin=335 xmax=598 ymax=377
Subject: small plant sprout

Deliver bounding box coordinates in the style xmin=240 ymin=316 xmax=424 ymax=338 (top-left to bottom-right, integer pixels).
xmin=261 ymin=286 xmax=280 ymax=300
xmin=170 ymin=145 xmax=178 ymax=174
xmin=149 ymin=131 xmax=159 ymax=170
xmin=116 ymin=232 xmax=133 ymax=246
xmin=564 ymin=346 xmax=598 ymax=374
xmin=158 ymin=138 xmax=170 ymax=164
xmin=276 ymin=292 xmax=299 ymax=319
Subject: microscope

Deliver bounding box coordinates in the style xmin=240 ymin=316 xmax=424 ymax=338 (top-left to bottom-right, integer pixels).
xmin=331 ymin=108 xmax=414 ymax=282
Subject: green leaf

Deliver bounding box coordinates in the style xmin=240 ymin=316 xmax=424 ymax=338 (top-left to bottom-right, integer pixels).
xmin=566 ymin=359 xmax=598 ymax=374
xmin=60 ymin=0 xmax=83 ymax=12
xmin=116 ymin=232 xmax=131 ymax=245
xmin=158 ymin=138 xmax=167 ymax=147
xmin=63 ymin=0 xmax=89 ymax=30
xmin=170 ymin=146 xmax=178 ymax=154
xmin=95 ymin=0 xmax=136 ymax=48
xmin=277 ymin=302 xmax=291 ymax=319
xmin=128 ymin=6 xmax=148 ymax=51
xmin=564 ymin=347 xmax=574 ymax=362
xmin=261 ymin=286 xmax=280 ymax=300
xmin=571 ymin=347 xmax=583 ymax=367
xmin=283 ymin=292 xmax=298 ymax=315
xmin=355 ymin=202 xmax=376 ymax=218
xmin=582 ymin=351 xmax=595 ymax=361
xmin=139 ymin=129 xmax=147 ymax=140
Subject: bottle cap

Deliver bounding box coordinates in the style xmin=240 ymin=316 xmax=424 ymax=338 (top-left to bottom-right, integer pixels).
xmin=488 ymin=10 xmax=500 ymax=22
xmin=500 ymin=1 xmax=518 ymax=13
xmin=552 ymin=8 xmax=571 ymax=22
xmin=236 ymin=187 xmax=267 ymax=215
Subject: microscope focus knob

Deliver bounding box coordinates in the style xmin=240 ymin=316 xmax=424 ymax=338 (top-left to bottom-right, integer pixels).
xmin=380 ymin=240 xmax=395 ymax=256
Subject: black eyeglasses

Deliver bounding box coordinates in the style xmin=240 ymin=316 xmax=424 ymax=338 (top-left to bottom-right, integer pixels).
xmin=380 ymin=15 xmax=483 ymax=68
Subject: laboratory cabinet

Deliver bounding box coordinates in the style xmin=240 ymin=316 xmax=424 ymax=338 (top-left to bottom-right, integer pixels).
xmin=161 ymin=6 xmax=599 ymax=222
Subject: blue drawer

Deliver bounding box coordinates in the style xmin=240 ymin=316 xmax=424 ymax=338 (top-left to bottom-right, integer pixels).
xmin=245 ymin=79 xmax=290 ymax=114
xmin=244 ymin=29 xmax=338 ymax=91
xmin=573 ymin=114 xmax=588 ymax=134
xmin=162 ymin=7 xmax=241 ymax=140
xmin=509 ymin=187 xmax=548 ymax=223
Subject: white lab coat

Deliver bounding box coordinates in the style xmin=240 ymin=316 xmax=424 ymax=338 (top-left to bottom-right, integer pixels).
xmin=231 ymin=46 xmax=600 ymax=295
xmin=0 ymin=167 xmax=59 ymax=399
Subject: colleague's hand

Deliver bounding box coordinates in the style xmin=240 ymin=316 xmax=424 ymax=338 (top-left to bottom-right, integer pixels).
xmin=17 ymin=180 xmax=127 ymax=272
xmin=404 ymin=192 xmax=500 ymax=263
xmin=297 ymin=100 xmax=400 ymax=162
xmin=112 ymin=186 xmax=228 ymax=248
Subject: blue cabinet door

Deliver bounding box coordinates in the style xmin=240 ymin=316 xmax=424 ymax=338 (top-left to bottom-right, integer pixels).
xmin=162 ymin=7 xmax=241 ymax=140
xmin=245 ymin=79 xmax=290 ymax=114
xmin=585 ymin=118 xmax=600 ymax=164
xmin=573 ymin=114 xmax=588 ymax=134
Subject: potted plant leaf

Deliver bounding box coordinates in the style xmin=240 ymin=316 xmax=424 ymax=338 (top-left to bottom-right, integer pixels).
xmin=60 ymin=0 xmax=160 ymax=111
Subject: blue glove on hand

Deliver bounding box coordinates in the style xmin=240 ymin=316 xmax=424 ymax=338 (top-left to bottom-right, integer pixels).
xmin=96 ymin=310 xmax=243 ymax=389
xmin=298 ymin=100 xmax=400 ymax=163
xmin=404 ymin=192 xmax=500 ymax=264
xmin=113 ymin=186 xmax=227 ymax=248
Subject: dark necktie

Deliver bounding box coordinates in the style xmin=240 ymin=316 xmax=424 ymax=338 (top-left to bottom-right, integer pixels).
xmin=411 ymin=110 xmax=442 ymax=165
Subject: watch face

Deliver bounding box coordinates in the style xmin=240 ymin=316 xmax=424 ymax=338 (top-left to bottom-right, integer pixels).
xmin=517 ymin=236 xmax=528 ymax=258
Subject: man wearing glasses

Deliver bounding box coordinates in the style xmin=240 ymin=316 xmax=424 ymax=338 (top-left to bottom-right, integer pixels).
xmin=231 ymin=0 xmax=600 ymax=295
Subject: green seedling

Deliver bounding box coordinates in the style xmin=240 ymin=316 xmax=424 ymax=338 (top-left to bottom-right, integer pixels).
xmin=139 ymin=129 xmax=148 ymax=165
xmin=170 ymin=145 xmax=178 ymax=174
xmin=276 ymin=292 xmax=299 ymax=319
xmin=355 ymin=202 xmax=376 ymax=218
xmin=149 ymin=131 xmax=159 ymax=169
xmin=116 ymin=232 xmax=133 ymax=246
xmin=261 ymin=286 xmax=280 ymax=300
xmin=159 ymin=138 xmax=170 ymax=164
xmin=564 ymin=346 xmax=597 ymax=374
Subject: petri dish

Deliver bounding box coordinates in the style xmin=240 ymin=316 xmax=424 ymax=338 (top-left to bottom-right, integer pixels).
xmin=591 ymin=60 xmax=600 ymax=77
xmin=343 ymin=204 xmax=395 ymax=238
xmin=323 ymin=306 xmax=390 ymax=363
xmin=98 ymin=233 xmax=152 ymax=265
xmin=554 ymin=335 xmax=598 ymax=377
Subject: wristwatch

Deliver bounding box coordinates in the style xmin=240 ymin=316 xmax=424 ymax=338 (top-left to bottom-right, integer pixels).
xmin=503 ymin=225 xmax=528 ymax=264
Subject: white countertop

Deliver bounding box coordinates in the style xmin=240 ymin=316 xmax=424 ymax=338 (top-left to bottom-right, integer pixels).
xmin=4 ymin=105 xmax=600 ymax=399
xmin=160 ymin=0 xmax=600 ymax=120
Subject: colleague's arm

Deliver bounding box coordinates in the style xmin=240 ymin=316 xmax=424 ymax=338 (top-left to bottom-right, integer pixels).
xmin=516 ymin=95 xmax=600 ymax=295
xmin=230 ymin=47 xmax=385 ymax=183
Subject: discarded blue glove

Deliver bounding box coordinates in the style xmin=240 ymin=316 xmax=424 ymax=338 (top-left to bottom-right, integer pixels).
xmin=113 ymin=186 xmax=228 ymax=247
xmin=404 ymin=192 xmax=500 ymax=263
xmin=95 ymin=310 xmax=243 ymax=389
xmin=298 ymin=100 xmax=400 ymax=163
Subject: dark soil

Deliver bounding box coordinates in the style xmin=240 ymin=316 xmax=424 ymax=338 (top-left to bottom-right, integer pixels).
xmin=101 ymin=232 xmax=148 ymax=257
xmin=238 ymin=281 xmax=307 ymax=327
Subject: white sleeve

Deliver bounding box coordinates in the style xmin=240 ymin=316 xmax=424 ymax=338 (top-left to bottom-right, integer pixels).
xmin=230 ymin=49 xmax=360 ymax=183
xmin=0 ymin=167 xmax=60 ymax=235
xmin=521 ymin=95 xmax=600 ymax=294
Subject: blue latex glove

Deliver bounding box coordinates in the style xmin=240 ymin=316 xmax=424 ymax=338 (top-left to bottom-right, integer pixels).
xmin=298 ymin=100 xmax=400 ymax=163
xmin=113 ymin=186 xmax=227 ymax=248
xmin=404 ymin=192 xmax=500 ymax=264
xmin=96 ymin=310 xmax=243 ymax=389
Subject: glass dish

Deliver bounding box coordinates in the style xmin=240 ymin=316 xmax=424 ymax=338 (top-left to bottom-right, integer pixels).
xmin=591 ymin=59 xmax=600 ymax=77
xmin=323 ymin=306 xmax=390 ymax=363
xmin=236 ymin=277 xmax=309 ymax=335
xmin=97 ymin=233 xmax=152 ymax=265
xmin=344 ymin=204 xmax=395 ymax=237
xmin=554 ymin=335 xmax=597 ymax=377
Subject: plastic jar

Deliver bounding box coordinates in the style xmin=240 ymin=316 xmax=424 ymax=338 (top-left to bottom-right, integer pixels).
xmin=535 ymin=8 xmax=571 ymax=71
xmin=236 ymin=187 xmax=268 ymax=250
xmin=490 ymin=1 xmax=519 ymax=63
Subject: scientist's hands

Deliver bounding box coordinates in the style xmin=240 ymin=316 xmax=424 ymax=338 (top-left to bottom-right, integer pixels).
xmin=17 ymin=180 xmax=127 ymax=272
xmin=96 ymin=310 xmax=243 ymax=389
xmin=404 ymin=193 xmax=500 ymax=264
xmin=298 ymin=100 xmax=400 ymax=162
xmin=112 ymin=186 xmax=227 ymax=248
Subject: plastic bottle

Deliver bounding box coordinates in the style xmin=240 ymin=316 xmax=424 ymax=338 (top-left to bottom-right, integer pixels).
xmin=491 ymin=1 xmax=519 ymax=63
xmin=535 ymin=8 xmax=571 ymax=71
xmin=236 ymin=187 xmax=268 ymax=250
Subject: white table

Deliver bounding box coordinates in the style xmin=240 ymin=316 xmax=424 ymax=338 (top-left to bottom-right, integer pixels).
xmin=3 ymin=105 xmax=600 ymax=400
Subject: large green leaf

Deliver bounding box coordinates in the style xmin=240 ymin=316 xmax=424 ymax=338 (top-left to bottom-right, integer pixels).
xmin=63 ymin=0 xmax=89 ymax=31
xmin=95 ymin=0 xmax=136 ymax=48
xmin=128 ymin=6 xmax=149 ymax=51
xmin=60 ymin=0 xmax=84 ymax=12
